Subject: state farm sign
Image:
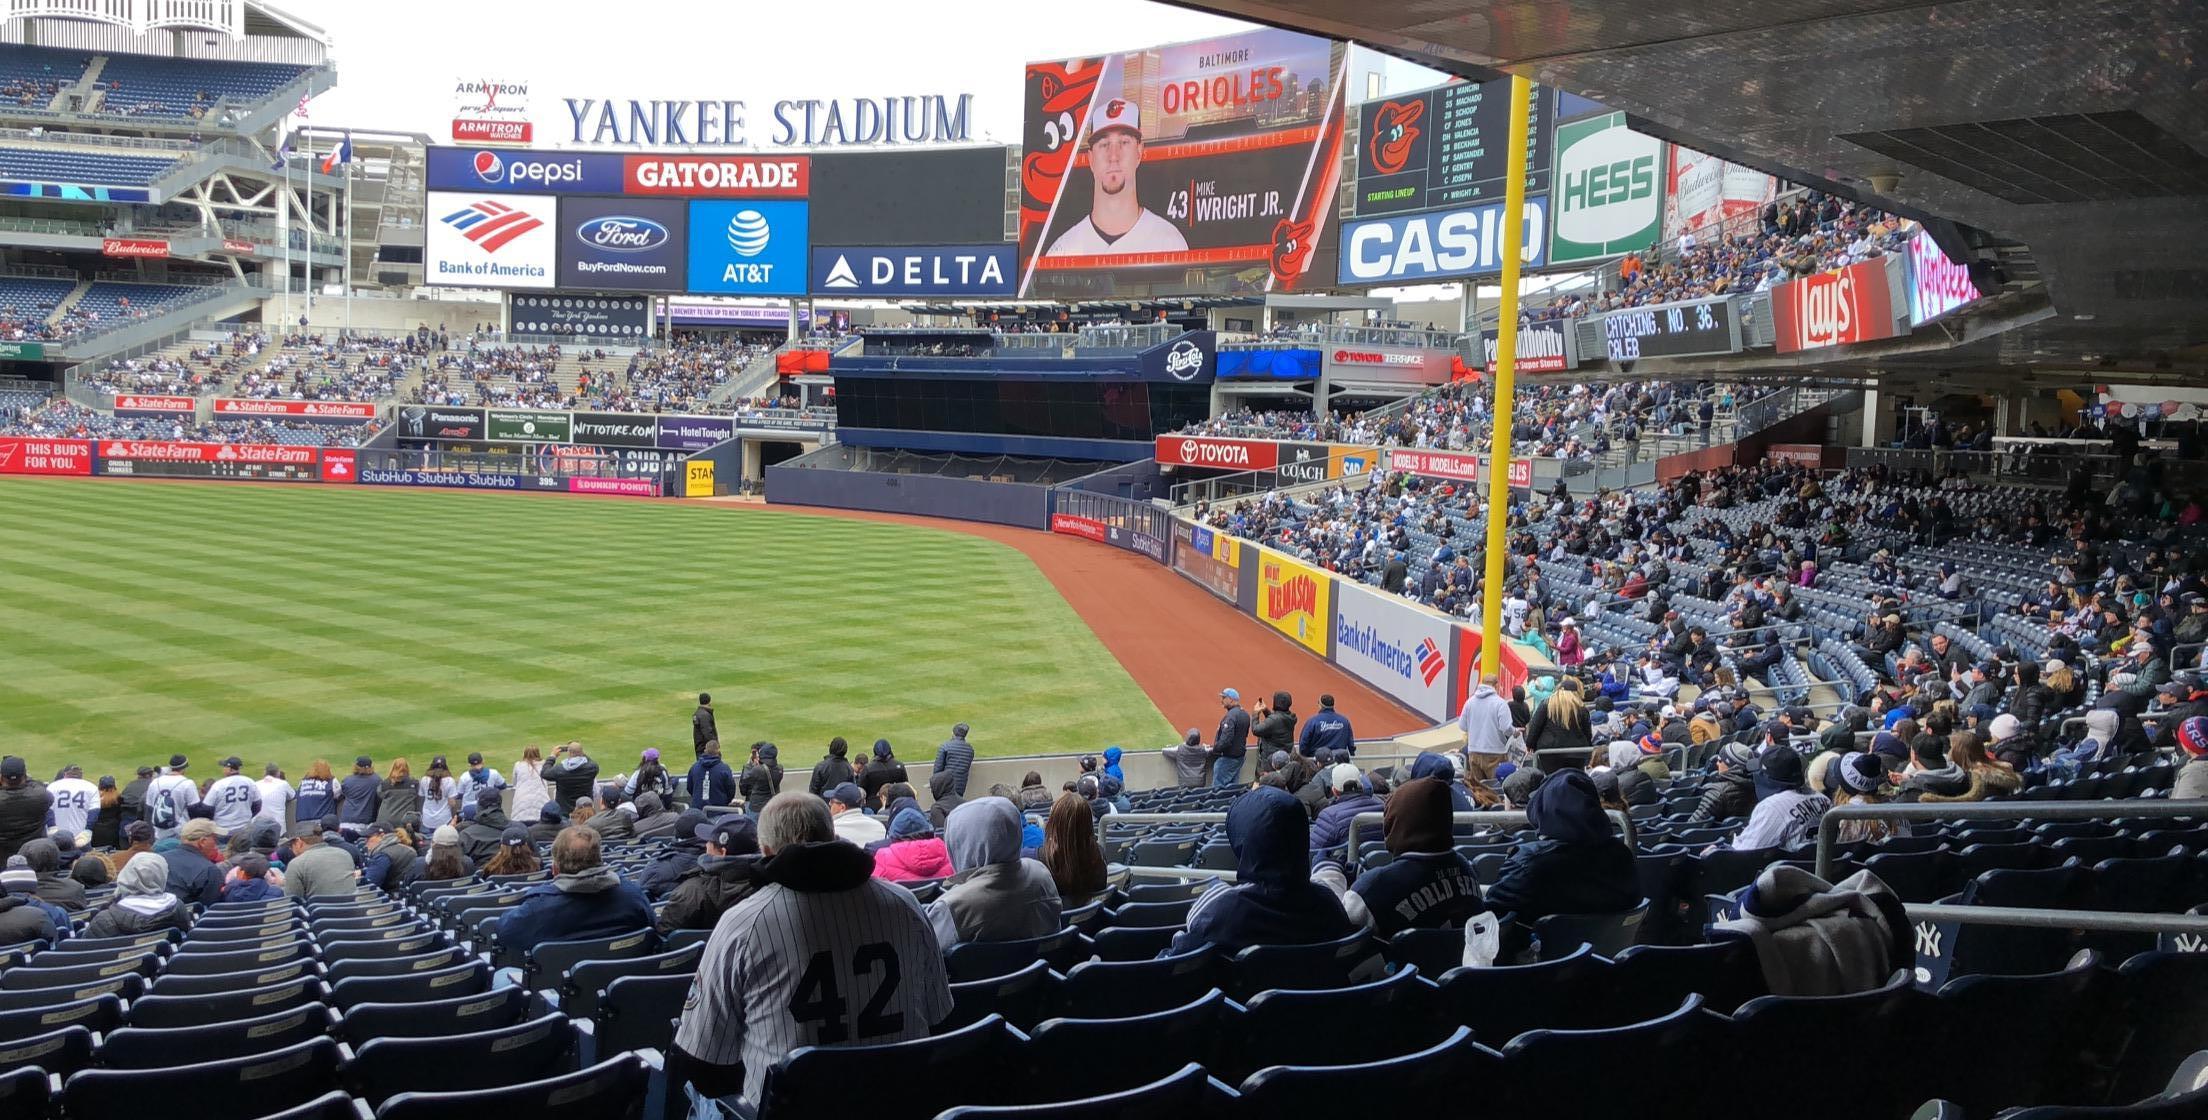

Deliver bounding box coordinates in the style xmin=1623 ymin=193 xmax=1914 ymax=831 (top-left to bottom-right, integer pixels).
xmin=213 ymin=398 xmax=379 ymax=420
xmin=1772 ymin=256 xmax=1908 ymax=353
xmin=99 ymin=440 xmax=316 ymax=464
xmin=111 ymin=395 xmax=196 ymax=414
xmin=1386 ymin=447 xmax=1533 ymax=489
xmin=1154 ymin=436 xmax=1279 ymax=471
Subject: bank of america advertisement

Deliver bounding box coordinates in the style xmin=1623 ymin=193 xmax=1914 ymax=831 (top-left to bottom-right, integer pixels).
xmin=1548 ymin=112 xmax=1664 ymax=265
xmin=1018 ymin=28 xmax=1347 ymax=299
xmin=426 ymin=190 xmax=557 ymax=288
xmin=1331 ymin=580 xmax=1456 ymax=721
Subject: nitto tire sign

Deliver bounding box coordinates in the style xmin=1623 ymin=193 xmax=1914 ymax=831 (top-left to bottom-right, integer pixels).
xmin=1332 ymin=580 xmax=1455 ymax=721
xmin=571 ymin=412 xmax=659 ymax=448
xmin=1549 ymin=112 xmax=1663 ymax=265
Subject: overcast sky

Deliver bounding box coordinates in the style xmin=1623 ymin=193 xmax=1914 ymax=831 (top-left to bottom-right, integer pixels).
xmin=270 ymin=0 xmax=1440 ymax=144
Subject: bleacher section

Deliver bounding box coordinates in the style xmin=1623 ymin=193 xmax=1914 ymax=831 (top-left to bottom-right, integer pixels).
xmin=0 ymin=276 xmax=73 ymax=339
xmin=93 ymin=53 xmax=309 ymax=119
xmin=66 ymin=281 xmax=204 ymax=327
xmin=0 ymin=146 xmax=177 ymax=185
xmin=0 ymin=46 xmax=89 ymax=106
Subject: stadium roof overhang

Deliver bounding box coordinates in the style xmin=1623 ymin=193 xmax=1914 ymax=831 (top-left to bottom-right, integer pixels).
xmin=1170 ymin=0 xmax=2208 ymax=388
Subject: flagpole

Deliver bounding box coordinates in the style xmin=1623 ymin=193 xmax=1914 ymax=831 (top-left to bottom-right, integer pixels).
xmin=342 ymin=146 xmax=353 ymax=334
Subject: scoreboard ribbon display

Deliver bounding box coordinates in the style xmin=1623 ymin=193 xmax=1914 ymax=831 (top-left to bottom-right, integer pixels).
xmin=1600 ymin=295 xmax=1742 ymax=361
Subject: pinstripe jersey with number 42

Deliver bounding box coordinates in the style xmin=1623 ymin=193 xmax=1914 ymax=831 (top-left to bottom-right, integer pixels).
xmin=675 ymin=876 xmax=952 ymax=1105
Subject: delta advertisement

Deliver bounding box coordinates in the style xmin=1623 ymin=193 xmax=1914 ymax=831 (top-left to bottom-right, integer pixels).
xmin=1256 ymin=547 xmax=1332 ymax=656
xmin=1332 ymin=580 xmax=1456 ymax=721
xmin=1018 ymin=28 xmax=1347 ymax=298
xmin=1770 ymin=255 xmax=1909 ymax=353
xmin=1907 ymin=225 xmax=1977 ymax=326
xmin=1548 ymin=112 xmax=1663 ymax=265
xmin=1661 ymin=147 xmax=1774 ymax=244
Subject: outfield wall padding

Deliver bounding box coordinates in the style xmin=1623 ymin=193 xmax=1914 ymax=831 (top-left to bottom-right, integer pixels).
xmin=766 ymin=463 xmax=1050 ymax=530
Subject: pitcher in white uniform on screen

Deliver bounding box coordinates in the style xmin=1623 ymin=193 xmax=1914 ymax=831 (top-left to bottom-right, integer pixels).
xmin=1045 ymin=98 xmax=1189 ymax=256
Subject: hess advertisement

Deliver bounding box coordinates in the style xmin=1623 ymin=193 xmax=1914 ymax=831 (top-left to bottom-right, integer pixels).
xmin=1018 ymin=28 xmax=1346 ymax=298
xmin=426 ymin=190 xmax=557 ymax=289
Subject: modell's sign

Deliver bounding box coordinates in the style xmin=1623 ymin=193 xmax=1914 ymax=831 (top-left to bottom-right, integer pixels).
xmin=1154 ymin=436 xmax=1279 ymax=471
xmin=213 ymin=398 xmax=379 ymax=420
xmin=1772 ymin=255 xmax=1908 ymax=353
xmin=1386 ymin=447 xmax=1532 ymax=489
xmin=1477 ymin=319 xmax=1575 ymax=373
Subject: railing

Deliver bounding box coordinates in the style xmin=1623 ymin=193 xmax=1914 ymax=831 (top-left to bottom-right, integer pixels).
xmin=1073 ymin=322 xmax=1177 ymax=352
xmin=0 ymin=126 xmax=201 ymax=153
xmin=1844 ymin=447 xmax=2208 ymax=493
xmin=0 ymin=264 xmax=80 ymax=281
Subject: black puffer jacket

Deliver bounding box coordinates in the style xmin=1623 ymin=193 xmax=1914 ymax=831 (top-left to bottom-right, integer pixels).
xmin=0 ymin=783 xmax=50 ymax=863
xmin=656 ymin=854 xmax=765 ymax=933
xmin=1690 ymin=766 xmax=1756 ymax=824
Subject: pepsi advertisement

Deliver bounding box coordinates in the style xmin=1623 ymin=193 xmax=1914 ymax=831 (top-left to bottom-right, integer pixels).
xmin=557 ymin=197 xmax=687 ymax=291
xmin=809 ymin=245 xmax=1014 ymax=297
xmin=426 ymin=147 xmax=626 ymax=194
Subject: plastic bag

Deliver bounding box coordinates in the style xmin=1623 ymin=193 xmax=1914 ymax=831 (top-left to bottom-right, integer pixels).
xmin=1462 ymin=911 xmax=1501 ymax=969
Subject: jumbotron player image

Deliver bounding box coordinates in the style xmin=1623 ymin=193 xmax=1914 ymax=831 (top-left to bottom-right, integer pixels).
xmin=1045 ymin=98 xmax=1189 ymax=256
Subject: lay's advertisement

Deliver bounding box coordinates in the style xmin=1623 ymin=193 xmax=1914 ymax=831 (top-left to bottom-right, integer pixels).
xmin=1256 ymin=547 xmax=1332 ymax=656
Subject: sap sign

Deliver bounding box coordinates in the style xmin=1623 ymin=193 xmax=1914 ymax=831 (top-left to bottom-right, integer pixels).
xmin=1338 ymin=196 xmax=1548 ymax=285
xmin=425 ymin=147 xmax=624 ymax=194
xmin=808 ymin=245 xmax=1014 ymax=297
xmin=686 ymin=200 xmax=809 ymax=296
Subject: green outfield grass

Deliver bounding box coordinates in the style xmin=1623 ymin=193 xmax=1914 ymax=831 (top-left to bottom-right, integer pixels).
xmin=0 ymin=479 xmax=1172 ymax=782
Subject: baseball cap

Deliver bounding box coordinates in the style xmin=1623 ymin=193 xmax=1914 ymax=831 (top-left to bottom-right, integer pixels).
xmin=178 ymin=819 xmax=219 ymax=843
xmin=124 ymin=821 xmax=155 ymax=845
xmin=1329 ymin=763 xmax=1363 ymax=794
xmin=354 ymin=755 xmax=373 ymax=768
xmin=671 ymin=810 xmax=707 ymax=841
xmin=499 ymin=825 xmax=530 ymax=848
xmin=829 ymin=782 xmax=866 ymax=808
xmin=0 ymin=759 xmax=22 ymax=782
xmin=432 ymin=824 xmax=461 ymax=846
xmin=1761 ymin=747 xmax=1806 ymax=788
xmin=477 ymin=787 xmax=502 ymax=808
xmin=221 ymin=756 xmax=243 ymax=770
xmin=168 ymin=754 xmax=188 ymax=770
xmin=642 ymin=748 xmax=660 ymax=762
xmin=697 ymin=814 xmax=760 ymax=855
xmin=365 ymin=823 xmax=392 ymax=838
xmin=1091 ymin=97 xmax=1141 ymax=140
xmin=467 ymin=752 xmax=483 ymax=765
xmin=1221 ymin=687 xmax=1240 ymax=701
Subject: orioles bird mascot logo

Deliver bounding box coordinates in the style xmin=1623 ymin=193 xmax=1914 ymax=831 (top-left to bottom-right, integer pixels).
xmin=1019 ymin=60 xmax=1105 ymax=256
xmin=1270 ymin=216 xmax=1316 ymax=282
xmin=1367 ymin=99 xmax=1424 ymax=175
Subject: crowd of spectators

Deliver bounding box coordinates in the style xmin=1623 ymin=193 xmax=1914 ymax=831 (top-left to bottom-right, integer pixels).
xmin=1181 ymin=378 xmax=1736 ymax=460
xmin=579 ymin=334 xmax=761 ymax=414
xmin=1535 ymin=193 xmax=1912 ymax=319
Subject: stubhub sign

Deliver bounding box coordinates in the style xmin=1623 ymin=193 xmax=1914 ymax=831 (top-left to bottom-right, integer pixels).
xmin=808 ymin=245 xmax=1014 ymax=297
xmin=1338 ymin=196 xmax=1548 ymax=285
xmin=686 ymin=200 xmax=809 ymax=296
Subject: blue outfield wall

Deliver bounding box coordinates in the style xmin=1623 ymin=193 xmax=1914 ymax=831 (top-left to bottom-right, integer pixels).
xmin=765 ymin=463 xmax=1050 ymax=529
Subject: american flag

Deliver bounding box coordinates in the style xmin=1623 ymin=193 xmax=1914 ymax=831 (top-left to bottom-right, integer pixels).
xmin=293 ymin=94 xmax=310 ymax=119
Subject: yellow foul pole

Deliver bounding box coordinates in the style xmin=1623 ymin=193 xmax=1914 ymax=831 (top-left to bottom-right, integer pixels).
xmin=1478 ymin=75 xmax=1535 ymax=684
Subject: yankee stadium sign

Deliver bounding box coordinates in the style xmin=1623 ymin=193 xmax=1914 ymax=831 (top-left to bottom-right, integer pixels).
xmin=561 ymin=94 xmax=974 ymax=148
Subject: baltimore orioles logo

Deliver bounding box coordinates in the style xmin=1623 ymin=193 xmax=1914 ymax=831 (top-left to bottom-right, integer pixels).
xmin=1019 ymin=60 xmax=1105 ymax=252
xmin=1270 ymin=216 xmax=1316 ymax=281
xmin=1368 ymin=99 xmax=1424 ymax=175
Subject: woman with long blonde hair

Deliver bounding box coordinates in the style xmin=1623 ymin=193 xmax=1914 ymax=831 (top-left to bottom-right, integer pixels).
xmin=1525 ymin=676 xmax=1594 ymax=768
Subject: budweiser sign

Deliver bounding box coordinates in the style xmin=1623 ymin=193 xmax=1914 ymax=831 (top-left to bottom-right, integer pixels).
xmin=99 ymin=440 xmax=316 ymax=464
xmin=112 ymin=395 xmax=197 ymax=413
xmin=0 ymin=436 xmax=92 ymax=475
xmin=100 ymin=237 xmax=169 ymax=258
xmin=223 ymin=238 xmax=256 ymax=254
xmin=1154 ymin=436 xmax=1279 ymax=471
xmin=213 ymin=398 xmax=379 ymax=420
xmin=1772 ymin=257 xmax=1906 ymax=353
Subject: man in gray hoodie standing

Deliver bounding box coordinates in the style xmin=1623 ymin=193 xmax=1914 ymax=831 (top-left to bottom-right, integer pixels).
xmin=925 ymin=798 xmax=1060 ymax=950
xmin=1459 ymin=674 xmax=1515 ymax=784
xmin=1161 ymin=729 xmax=1208 ymax=788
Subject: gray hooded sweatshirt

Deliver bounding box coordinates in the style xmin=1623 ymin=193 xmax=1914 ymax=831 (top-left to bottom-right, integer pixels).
xmin=924 ymin=798 xmax=1060 ymax=950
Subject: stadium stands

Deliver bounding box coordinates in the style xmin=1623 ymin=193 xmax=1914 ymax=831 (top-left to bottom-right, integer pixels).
xmin=0 ymin=146 xmax=178 ymax=185
xmin=93 ymin=53 xmax=310 ymax=119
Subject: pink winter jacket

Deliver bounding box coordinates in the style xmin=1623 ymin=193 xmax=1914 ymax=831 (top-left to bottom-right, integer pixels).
xmin=873 ymin=837 xmax=953 ymax=882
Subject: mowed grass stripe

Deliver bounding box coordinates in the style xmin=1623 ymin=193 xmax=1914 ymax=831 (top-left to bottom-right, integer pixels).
xmin=0 ymin=479 xmax=1171 ymax=779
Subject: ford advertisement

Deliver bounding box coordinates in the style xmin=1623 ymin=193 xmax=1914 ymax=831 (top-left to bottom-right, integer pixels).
xmin=557 ymin=197 xmax=687 ymax=291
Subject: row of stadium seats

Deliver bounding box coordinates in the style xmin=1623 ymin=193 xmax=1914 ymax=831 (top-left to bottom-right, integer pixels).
xmin=0 ymin=147 xmax=177 ymax=186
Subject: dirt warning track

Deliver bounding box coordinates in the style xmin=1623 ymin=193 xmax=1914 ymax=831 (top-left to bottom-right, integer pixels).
xmin=715 ymin=501 xmax=1431 ymax=741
